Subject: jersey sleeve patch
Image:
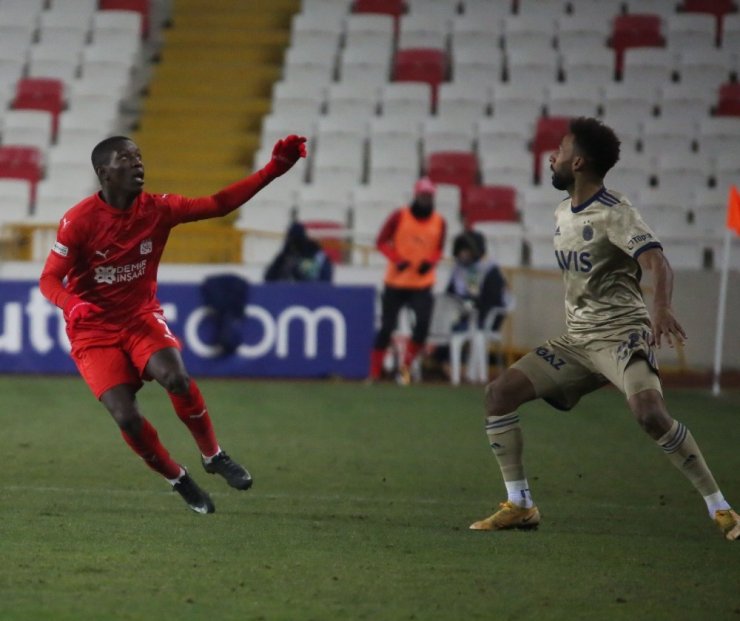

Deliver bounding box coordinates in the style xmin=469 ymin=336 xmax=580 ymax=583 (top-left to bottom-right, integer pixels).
xmin=52 ymin=240 xmax=69 ymax=257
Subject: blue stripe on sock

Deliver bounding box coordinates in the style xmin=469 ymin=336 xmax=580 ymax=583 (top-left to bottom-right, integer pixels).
xmin=662 ymin=423 xmax=687 ymax=453
xmin=486 ymin=414 xmax=520 ymax=430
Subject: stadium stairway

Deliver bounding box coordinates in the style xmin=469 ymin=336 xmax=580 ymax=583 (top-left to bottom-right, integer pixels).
xmin=132 ymin=0 xmax=298 ymax=261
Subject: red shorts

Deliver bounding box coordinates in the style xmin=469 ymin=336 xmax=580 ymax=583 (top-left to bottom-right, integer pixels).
xmin=69 ymin=311 xmax=182 ymax=399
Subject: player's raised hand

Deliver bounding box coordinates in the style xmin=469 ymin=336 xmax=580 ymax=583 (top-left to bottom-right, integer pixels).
xmin=268 ymin=135 xmax=307 ymax=176
xmin=64 ymin=296 xmax=104 ymax=327
xmin=651 ymin=306 xmax=687 ymax=349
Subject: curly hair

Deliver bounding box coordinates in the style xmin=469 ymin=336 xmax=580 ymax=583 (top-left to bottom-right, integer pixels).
xmin=569 ymin=117 xmax=621 ymax=178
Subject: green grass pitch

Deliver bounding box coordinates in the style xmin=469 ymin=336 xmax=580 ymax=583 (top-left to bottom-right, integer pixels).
xmin=1 ymin=376 xmax=738 ymax=621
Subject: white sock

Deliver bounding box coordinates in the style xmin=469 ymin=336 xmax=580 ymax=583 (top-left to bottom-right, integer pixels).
xmin=704 ymin=491 xmax=731 ymax=517
xmin=202 ymin=447 xmax=222 ymax=464
xmin=505 ymin=479 xmax=533 ymax=508
xmin=166 ymin=467 xmax=186 ymax=486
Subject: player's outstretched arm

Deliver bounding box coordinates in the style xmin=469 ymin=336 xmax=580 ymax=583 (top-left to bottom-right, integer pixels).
xmin=174 ymin=135 xmax=308 ymax=224
xmin=637 ymin=247 xmax=687 ymax=348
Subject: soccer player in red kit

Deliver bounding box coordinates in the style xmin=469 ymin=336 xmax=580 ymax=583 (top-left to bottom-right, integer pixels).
xmin=38 ymin=134 xmax=307 ymax=514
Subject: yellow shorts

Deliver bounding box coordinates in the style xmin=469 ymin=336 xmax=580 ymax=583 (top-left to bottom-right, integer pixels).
xmin=512 ymin=328 xmax=662 ymax=411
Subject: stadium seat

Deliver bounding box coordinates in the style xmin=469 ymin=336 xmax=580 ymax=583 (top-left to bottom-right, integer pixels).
xmin=546 ymin=83 xmax=600 ymax=118
xmin=490 ymin=82 xmax=547 ymax=130
xmin=0 ymin=177 xmax=32 ymax=223
xmin=368 ymin=116 xmax=422 ymax=179
xmin=463 ymin=0 xmax=514 ymax=20
xmin=568 ymin=0 xmax=625 ymax=21
xmin=601 ymin=84 xmax=656 ymax=124
xmin=640 ymin=117 xmax=696 ymax=156
xmin=0 ymin=0 xmax=43 ymax=30
xmin=462 ymin=185 xmax=519 ymax=225
xmin=624 ymin=0 xmax=678 ymax=19
xmin=472 ymin=220 xmax=524 ymax=267
xmin=679 ymin=0 xmax=737 ymax=45
xmin=39 ymin=5 xmax=96 ymax=30
xmin=325 ymin=83 xmax=379 ymax=124
xmin=99 ymin=1 xmax=150 ymax=38
xmin=451 ymin=40 xmax=503 ymax=87
xmin=608 ymin=155 xmax=654 ymax=193
xmin=556 ymin=15 xmax=612 ymax=59
xmin=609 ymin=14 xmax=665 ymax=79
xmin=480 ymin=148 xmax=534 ymax=190
xmin=0 ymin=145 xmax=42 ymax=203
xmin=344 ymin=13 xmax=395 ymax=47
xmin=353 ymin=0 xmax=405 ymax=24
xmin=422 ymin=116 xmax=476 ymax=161
xmin=339 ymin=44 xmax=392 ymax=87
xmin=406 ymin=0 xmax=459 ymax=18
xmin=437 ymin=82 xmax=490 ymax=124
xmin=0 ymin=25 xmax=33 ymax=62
xmin=476 ymin=117 xmax=530 ymax=162
xmin=621 ymin=48 xmax=677 ymax=97
xmin=12 ymin=79 xmax=64 ymax=140
xmin=559 ymin=47 xmax=614 ymax=87
xmin=531 ymin=116 xmax=570 ymax=184
xmin=681 ymin=48 xmax=736 ymax=92
xmin=425 ymin=151 xmax=479 ymax=195
xmin=393 ymin=48 xmax=448 ymax=111
xmin=697 ymin=116 xmax=740 ymax=154
xmin=505 ymin=48 xmax=560 ymax=85
xmin=296 ymin=183 xmax=351 ymax=223
xmin=657 ymin=82 xmax=713 ymax=120
xmin=399 ymin=14 xmax=449 ymax=50
xmin=654 ymin=152 xmax=712 ymax=196
xmin=713 ymin=152 xmax=740 ymax=191
xmin=715 ymin=82 xmax=740 ymax=117
xmin=517 ymin=0 xmax=567 ymax=18
xmin=380 ymin=82 xmax=433 ymax=122
xmin=451 ymin=15 xmax=504 ymax=53
xmin=666 ymin=13 xmax=717 ymax=50
xmin=502 ymin=14 xmax=557 ymax=52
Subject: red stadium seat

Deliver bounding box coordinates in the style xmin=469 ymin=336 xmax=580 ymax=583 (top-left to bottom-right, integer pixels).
xmin=0 ymin=146 xmax=43 ymax=203
xmin=303 ymin=220 xmax=346 ymax=263
xmin=609 ymin=14 xmax=665 ymax=78
xmin=12 ymin=79 xmax=64 ymax=141
xmin=531 ymin=116 xmax=571 ymax=184
xmin=393 ymin=48 xmax=448 ymax=110
xmin=426 ymin=151 xmax=479 ymax=195
xmin=462 ymin=185 xmax=519 ymax=226
xmin=100 ymin=0 xmax=150 ymax=37
xmin=716 ymin=82 xmax=740 ymax=116
xmin=679 ymin=0 xmax=737 ymax=45
xmin=353 ymin=0 xmax=405 ymax=18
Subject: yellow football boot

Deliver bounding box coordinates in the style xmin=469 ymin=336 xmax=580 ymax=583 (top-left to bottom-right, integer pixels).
xmin=469 ymin=500 xmax=540 ymax=531
xmin=714 ymin=509 xmax=740 ymax=541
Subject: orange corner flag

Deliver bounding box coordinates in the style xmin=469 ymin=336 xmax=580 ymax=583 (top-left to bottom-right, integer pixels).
xmin=728 ymin=185 xmax=740 ymax=236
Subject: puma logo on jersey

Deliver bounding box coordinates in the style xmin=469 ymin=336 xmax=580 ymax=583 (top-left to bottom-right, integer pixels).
xmin=95 ymin=249 xmax=110 ymax=259
xmin=555 ymin=250 xmax=592 ymax=272
xmin=61 ymin=217 xmax=70 ymax=229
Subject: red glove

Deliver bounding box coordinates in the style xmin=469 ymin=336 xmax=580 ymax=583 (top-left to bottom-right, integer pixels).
xmin=64 ymin=295 xmax=103 ymax=327
xmin=264 ymin=134 xmax=307 ymax=177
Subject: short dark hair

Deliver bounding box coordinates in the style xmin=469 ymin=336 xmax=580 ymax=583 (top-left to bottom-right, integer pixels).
xmin=91 ymin=136 xmax=133 ymax=170
xmin=569 ymin=117 xmax=620 ymax=178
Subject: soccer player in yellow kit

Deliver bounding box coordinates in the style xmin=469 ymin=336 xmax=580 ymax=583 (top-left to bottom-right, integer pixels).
xmin=469 ymin=117 xmax=739 ymax=540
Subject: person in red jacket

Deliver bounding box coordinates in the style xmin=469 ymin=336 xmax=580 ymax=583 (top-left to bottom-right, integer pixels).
xmin=39 ymin=134 xmax=306 ymax=514
xmin=368 ymin=177 xmax=447 ymax=384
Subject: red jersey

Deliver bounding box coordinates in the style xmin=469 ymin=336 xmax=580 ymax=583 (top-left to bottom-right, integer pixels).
xmin=39 ymin=168 xmax=275 ymax=331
